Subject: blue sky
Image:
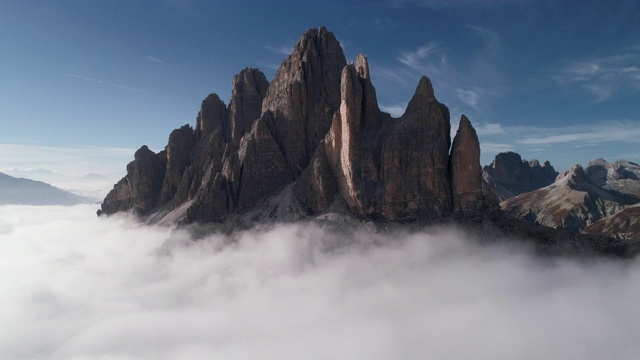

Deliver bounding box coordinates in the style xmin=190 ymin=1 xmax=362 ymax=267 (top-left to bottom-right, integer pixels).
xmin=1 ymin=0 xmax=639 ymax=176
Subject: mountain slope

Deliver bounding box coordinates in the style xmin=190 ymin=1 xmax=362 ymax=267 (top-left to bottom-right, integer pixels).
xmin=0 ymin=172 xmax=93 ymax=205
xmin=583 ymin=206 xmax=640 ymax=240
xmin=501 ymin=165 xmax=640 ymax=233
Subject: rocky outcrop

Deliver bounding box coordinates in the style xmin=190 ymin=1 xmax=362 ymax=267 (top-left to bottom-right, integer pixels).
xmin=100 ymin=145 xmax=166 ymax=215
xmin=100 ymin=27 xmax=491 ymax=225
xmin=483 ymin=152 xmax=558 ymax=201
xmin=501 ymin=165 xmax=640 ymax=233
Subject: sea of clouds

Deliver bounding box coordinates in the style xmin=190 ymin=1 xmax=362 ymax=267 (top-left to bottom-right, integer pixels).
xmin=1 ymin=204 xmax=640 ymax=360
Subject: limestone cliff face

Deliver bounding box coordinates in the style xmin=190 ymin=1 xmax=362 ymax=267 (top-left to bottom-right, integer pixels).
xmin=100 ymin=27 xmax=490 ymax=225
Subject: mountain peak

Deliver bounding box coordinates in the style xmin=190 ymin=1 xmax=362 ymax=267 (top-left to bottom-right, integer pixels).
xmin=406 ymin=76 xmax=436 ymax=111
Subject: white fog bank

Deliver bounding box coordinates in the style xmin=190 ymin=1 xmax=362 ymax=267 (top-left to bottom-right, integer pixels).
xmin=1 ymin=205 xmax=640 ymax=360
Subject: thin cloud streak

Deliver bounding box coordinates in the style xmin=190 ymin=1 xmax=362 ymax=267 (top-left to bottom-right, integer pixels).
xmin=516 ymin=121 xmax=640 ymax=145
xmin=146 ymin=55 xmax=165 ymax=63
xmin=398 ymin=43 xmax=441 ymax=70
xmin=263 ymin=44 xmax=295 ymax=56
xmin=65 ymin=73 xmax=150 ymax=95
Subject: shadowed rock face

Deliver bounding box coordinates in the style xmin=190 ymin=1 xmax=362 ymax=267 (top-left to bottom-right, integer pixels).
xmin=100 ymin=27 xmax=490 ymax=225
xmin=483 ymin=152 xmax=558 ymax=201
xmin=101 ymin=145 xmax=166 ymax=215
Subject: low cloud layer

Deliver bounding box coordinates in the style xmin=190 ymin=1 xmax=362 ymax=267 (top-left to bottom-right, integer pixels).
xmin=1 ymin=205 xmax=640 ymax=359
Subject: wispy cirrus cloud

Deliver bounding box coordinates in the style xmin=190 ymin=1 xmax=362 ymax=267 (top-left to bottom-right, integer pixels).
xmin=146 ymin=55 xmax=165 ymax=64
xmin=382 ymin=24 xmax=504 ymax=116
xmin=555 ymin=50 xmax=640 ymax=102
xmin=474 ymin=122 xmax=505 ymax=136
xmin=466 ymin=24 xmax=500 ymax=51
xmin=517 ymin=121 xmax=640 ymax=145
xmin=263 ymin=44 xmax=295 ymax=56
xmin=65 ymin=73 xmax=150 ymax=95
xmin=457 ymin=89 xmax=480 ymax=109
xmin=398 ymin=43 xmax=442 ymax=70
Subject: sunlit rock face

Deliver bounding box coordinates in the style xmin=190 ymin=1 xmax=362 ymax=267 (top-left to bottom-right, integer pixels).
xmin=100 ymin=27 xmax=490 ymax=225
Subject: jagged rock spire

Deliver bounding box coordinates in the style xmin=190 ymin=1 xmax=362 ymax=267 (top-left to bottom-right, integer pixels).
xmin=450 ymin=115 xmax=484 ymax=217
xmin=196 ymin=94 xmax=227 ymax=139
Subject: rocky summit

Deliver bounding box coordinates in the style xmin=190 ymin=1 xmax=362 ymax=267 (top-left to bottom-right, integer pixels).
xmin=99 ymin=27 xmax=492 ymax=225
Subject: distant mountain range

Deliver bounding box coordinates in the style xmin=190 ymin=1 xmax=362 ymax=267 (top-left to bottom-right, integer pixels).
xmin=0 ymin=172 xmax=94 ymax=205
xmin=2 ymin=168 xmax=122 ymax=200
xmin=499 ymin=158 xmax=640 ymax=240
